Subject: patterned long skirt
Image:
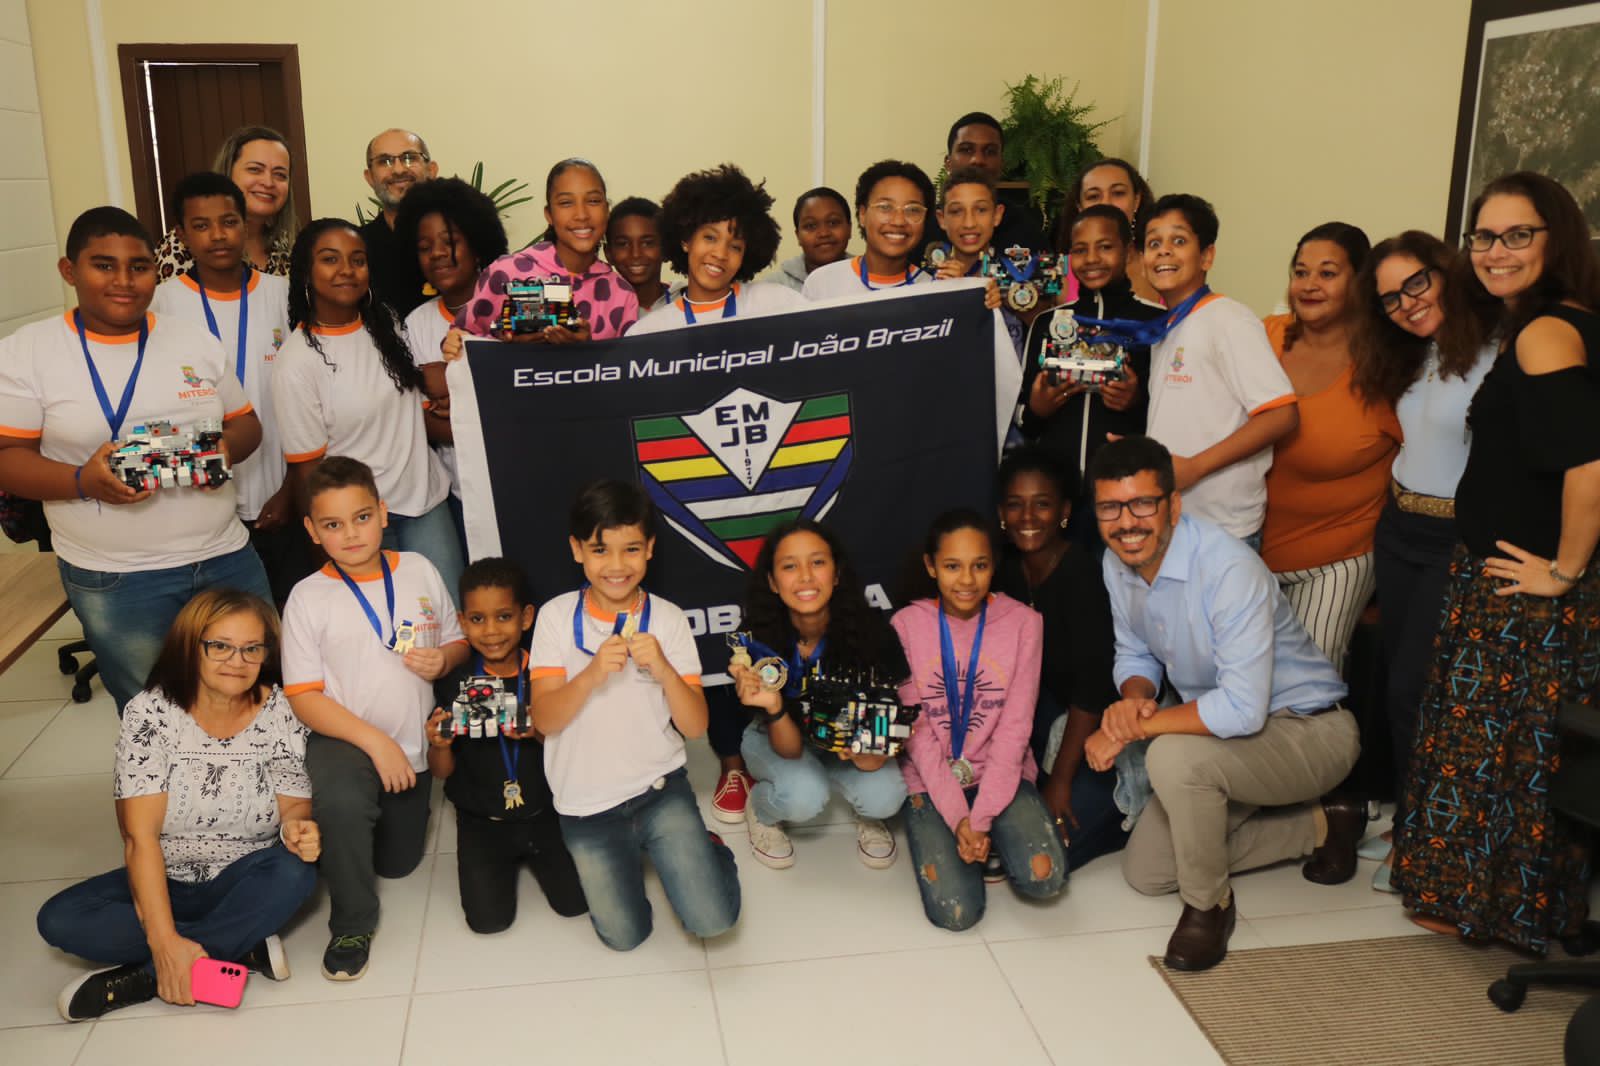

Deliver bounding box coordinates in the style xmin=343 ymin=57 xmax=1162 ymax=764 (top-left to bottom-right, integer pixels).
xmin=1391 ymin=545 xmax=1599 ymax=953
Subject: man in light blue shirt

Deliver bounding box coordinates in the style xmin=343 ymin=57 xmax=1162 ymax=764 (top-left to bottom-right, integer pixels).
xmin=1084 ymin=436 xmax=1362 ymax=972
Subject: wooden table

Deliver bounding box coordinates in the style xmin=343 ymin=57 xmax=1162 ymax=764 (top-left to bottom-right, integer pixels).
xmin=0 ymin=551 xmax=69 ymax=674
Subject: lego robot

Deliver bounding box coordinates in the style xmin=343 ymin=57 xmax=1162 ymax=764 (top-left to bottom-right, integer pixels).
xmin=442 ymin=674 xmax=529 ymax=738
xmin=985 ymin=245 xmax=1067 ymax=313
xmin=498 ymin=276 xmax=583 ymax=336
xmin=798 ymin=667 xmax=920 ymax=758
xmin=108 ymin=419 xmax=231 ymax=492
xmin=1038 ymin=308 xmax=1128 ymax=390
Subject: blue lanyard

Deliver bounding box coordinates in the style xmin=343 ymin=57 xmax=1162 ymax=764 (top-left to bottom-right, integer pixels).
xmin=572 ymin=585 xmax=651 ymax=655
xmin=477 ymin=653 xmax=527 ymax=780
xmin=938 ymin=601 xmax=987 ymax=762
xmin=682 ymin=286 xmax=737 ymax=324
xmin=999 ymin=253 xmax=1039 ymax=285
xmin=788 ymin=637 xmax=826 ymax=697
xmin=858 ymin=257 xmax=917 ymax=290
xmin=1076 ymin=285 xmax=1212 ymax=348
xmin=195 ymin=266 xmax=251 ymax=385
xmin=74 ymin=310 xmax=148 ymax=440
xmin=332 ymin=553 xmax=396 ymax=645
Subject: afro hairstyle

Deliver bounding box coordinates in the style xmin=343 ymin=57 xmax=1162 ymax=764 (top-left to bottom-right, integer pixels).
xmin=658 ymin=164 xmax=782 ymax=281
xmin=393 ymin=176 xmax=508 ymax=276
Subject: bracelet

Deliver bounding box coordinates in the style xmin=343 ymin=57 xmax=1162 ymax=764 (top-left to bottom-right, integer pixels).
xmin=73 ymin=464 xmax=88 ymax=500
xmin=1550 ymin=560 xmax=1587 ymax=585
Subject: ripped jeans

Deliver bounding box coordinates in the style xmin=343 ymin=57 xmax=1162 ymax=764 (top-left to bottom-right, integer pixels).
xmin=902 ymin=780 xmax=1067 ymax=931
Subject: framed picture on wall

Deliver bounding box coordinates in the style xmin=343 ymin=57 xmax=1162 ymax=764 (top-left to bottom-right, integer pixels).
xmin=1446 ymin=0 xmax=1600 ymax=243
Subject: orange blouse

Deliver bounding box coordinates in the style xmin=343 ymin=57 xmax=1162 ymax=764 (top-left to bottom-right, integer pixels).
xmin=1259 ymin=315 xmax=1403 ymax=572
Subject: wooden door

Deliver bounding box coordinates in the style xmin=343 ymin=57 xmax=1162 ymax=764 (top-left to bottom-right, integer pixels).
xmin=117 ymin=44 xmax=312 ymax=241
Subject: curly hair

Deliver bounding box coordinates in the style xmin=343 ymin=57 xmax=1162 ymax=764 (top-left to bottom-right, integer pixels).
xmin=658 ymin=164 xmax=782 ymax=281
xmin=286 ymin=219 xmax=424 ymax=394
xmin=1350 ymin=230 xmax=1495 ymax=407
xmin=1280 ymin=221 xmax=1370 ymax=352
xmin=741 ymin=519 xmax=897 ymax=675
xmin=1055 ymin=158 xmax=1155 ymax=252
xmin=854 ymin=160 xmax=935 ymax=214
xmin=393 ymin=176 xmax=508 ymax=281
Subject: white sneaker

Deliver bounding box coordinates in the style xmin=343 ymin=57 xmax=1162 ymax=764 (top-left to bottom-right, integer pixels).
xmin=856 ymin=818 xmax=897 ymax=869
xmin=746 ymin=805 xmax=795 ymax=869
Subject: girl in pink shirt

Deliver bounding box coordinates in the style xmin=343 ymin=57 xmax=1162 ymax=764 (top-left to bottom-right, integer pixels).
xmin=892 ymin=508 xmax=1065 ymax=930
xmin=454 ymin=158 xmax=638 ymax=342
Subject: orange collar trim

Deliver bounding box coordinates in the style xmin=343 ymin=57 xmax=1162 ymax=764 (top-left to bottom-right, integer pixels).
xmin=178 ymin=271 xmax=260 ymax=300
xmin=310 ymin=318 xmax=363 ymax=336
xmin=319 ymin=549 xmax=401 ymax=581
xmin=63 ymin=310 xmax=155 ymax=344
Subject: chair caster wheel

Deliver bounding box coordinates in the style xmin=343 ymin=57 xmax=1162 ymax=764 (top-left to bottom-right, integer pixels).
xmin=57 ymin=650 xmax=78 ymax=675
xmin=1487 ymin=979 xmax=1525 ymax=1012
xmin=71 ymin=681 xmax=93 ymax=704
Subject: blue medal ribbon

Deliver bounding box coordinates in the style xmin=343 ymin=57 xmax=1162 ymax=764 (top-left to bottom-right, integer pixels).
xmin=1075 ymin=285 xmax=1212 ymax=349
xmin=331 ymin=552 xmax=396 ymax=646
xmin=731 ymin=632 xmax=824 ymax=697
xmin=74 ymin=310 xmax=148 ymax=440
xmin=938 ymin=601 xmax=987 ymax=763
xmin=572 ymin=584 xmax=651 ymax=656
xmin=999 ymin=252 xmax=1040 ymax=285
xmin=476 ymin=653 xmax=528 ymax=782
xmin=681 ymin=286 xmax=737 ymax=324
xmin=858 ymin=256 xmax=917 ymax=290
xmin=195 ymin=266 xmax=251 ymax=385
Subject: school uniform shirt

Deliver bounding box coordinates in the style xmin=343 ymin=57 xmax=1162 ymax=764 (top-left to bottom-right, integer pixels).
xmin=403 ymin=297 xmax=460 ymax=500
xmin=281 ymin=550 xmax=465 ymax=771
xmin=151 ymin=270 xmax=291 ymax=521
xmin=0 ymin=312 xmax=252 ymax=572
xmin=628 ymin=282 xmax=808 ymax=335
xmin=529 ymin=589 xmax=703 ymax=817
xmin=800 ymin=256 xmax=933 ymax=301
xmin=270 ymin=320 xmax=449 ymax=518
xmin=455 ymin=241 xmax=638 ymax=340
xmin=1145 ymin=295 xmax=1297 ymax=539
xmin=433 ymin=652 xmax=556 ymax=821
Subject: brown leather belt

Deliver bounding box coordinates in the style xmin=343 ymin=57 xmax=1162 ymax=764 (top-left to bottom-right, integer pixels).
xmin=1390 ymin=479 xmax=1455 ymax=519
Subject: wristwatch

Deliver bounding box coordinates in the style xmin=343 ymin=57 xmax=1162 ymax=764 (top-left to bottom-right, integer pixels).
xmin=1550 ymin=560 xmax=1588 ymax=585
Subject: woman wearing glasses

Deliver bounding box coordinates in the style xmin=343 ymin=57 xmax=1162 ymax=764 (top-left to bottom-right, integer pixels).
xmin=38 ymin=588 xmax=321 ymax=1021
xmin=155 ymin=127 xmax=297 ymax=281
xmin=1348 ymin=230 xmax=1495 ymax=891
xmin=1391 ymin=172 xmax=1600 ymax=952
xmin=801 ymin=160 xmax=937 ymax=300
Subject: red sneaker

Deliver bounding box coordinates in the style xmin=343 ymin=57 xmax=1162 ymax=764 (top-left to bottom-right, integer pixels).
xmin=712 ymin=768 xmax=751 ymax=823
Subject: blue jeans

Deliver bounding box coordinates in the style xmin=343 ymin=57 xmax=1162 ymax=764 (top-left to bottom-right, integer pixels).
xmin=902 ymin=780 xmax=1067 ymax=931
xmin=59 ymin=544 xmax=272 ymax=713
xmin=558 ymin=767 xmax=740 ymax=951
xmin=1059 ymin=763 xmax=1129 ymax=872
xmin=36 ymin=844 xmax=316 ymax=967
xmin=383 ymin=500 xmax=465 ymax=606
xmin=741 ymin=722 xmax=907 ymax=824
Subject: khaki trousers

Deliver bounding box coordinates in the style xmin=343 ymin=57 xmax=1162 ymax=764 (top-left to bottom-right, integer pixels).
xmin=1122 ymin=708 xmax=1360 ymax=910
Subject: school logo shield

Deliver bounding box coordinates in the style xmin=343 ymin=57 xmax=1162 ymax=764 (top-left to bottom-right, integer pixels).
xmin=633 ymin=387 xmax=854 ymax=571
xmin=181 ymin=365 xmax=202 ymax=387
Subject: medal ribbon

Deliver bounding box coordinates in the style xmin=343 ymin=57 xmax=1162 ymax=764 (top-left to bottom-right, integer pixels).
xmin=332 ymin=553 xmax=396 ymax=646
xmin=938 ymin=601 xmax=987 ymax=763
xmin=788 ymin=637 xmax=827 ymax=697
xmin=858 ymin=256 xmax=917 ymax=290
xmin=1075 ymin=285 xmax=1212 ymax=349
xmin=473 ymin=653 xmax=527 ymax=801
xmin=572 ymin=584 xmax=651 ymax=655
xmin=681 ymin=286 xmax=737 ymax=324
xmin=195 ymin=266 xmax=251 ymax=385
xmin=74 ymin=310 xmax=148 ymax=440
xmin=999 ymin=252 xmax=1039 ymax=284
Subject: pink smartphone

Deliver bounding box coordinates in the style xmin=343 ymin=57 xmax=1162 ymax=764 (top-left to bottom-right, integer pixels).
xmin=190 ymin=957 xmax=249 ymax=1008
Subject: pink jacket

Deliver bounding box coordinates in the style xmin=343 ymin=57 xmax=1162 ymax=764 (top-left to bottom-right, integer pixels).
xmin=454 ymin=241 xmax=639 ymax=340
xmin=891 ymin=593 xmax=1042 ymax=833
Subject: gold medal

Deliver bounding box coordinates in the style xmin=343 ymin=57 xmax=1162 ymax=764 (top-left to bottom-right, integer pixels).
xmin=503 ymin=780 xmax=524 ymax=810
xmin=753 ymin=657 xmax=789 ymax=692
xmin=727 ymin=632 xmax=753 ymax=671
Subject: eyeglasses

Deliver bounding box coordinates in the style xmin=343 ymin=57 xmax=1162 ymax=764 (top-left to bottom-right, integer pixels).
xmin=1093 ymin=495 xmax=1167 ymax=522
xmin=1463 ymin=225 xmax=1546 ymax=253
xmin=368 ymin=151 xmax=430 ymax=171
xmin=1378 ymin=266 xmax=1435 ymax=315
xmin=200 ymin=639 xmax=268 ymax=664
xmin=867 ymin=201 xmax=928 ymax=223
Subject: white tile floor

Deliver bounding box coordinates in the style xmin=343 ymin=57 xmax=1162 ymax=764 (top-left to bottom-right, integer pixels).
xmin=0 ymin=629 xmax=1424 ymax=1066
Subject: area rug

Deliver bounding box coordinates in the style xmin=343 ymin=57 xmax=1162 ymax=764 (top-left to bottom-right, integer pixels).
xmin=1153 ymin=934 xmax=1585 ymax=1065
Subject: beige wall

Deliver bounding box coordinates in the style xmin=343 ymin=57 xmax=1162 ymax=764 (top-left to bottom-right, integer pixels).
xmin=27 ymin=0 xmax=1139 ymax=267
xmin=1145 ymin=0 xmax=1471 ymax=314
xmin=0 ymin=0 xmax=61 ymax=338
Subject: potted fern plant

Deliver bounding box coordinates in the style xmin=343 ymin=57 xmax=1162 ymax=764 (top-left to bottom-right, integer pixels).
xmin=998 ymin=75 xmax=1111 ymax=237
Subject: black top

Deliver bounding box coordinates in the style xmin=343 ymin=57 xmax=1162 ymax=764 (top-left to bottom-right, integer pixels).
xmin=433 ymin=658 xmax=555 ymax=821
xmin=994 ymin=545 xmax=1118 ymax=715
xmin=1457 ymin=305 xmax=1600 ymax=560
xmin=359 ymin=215 xmax=429 ymax=318
xmin=1018 ymin=276 xmax=1165 ymax=479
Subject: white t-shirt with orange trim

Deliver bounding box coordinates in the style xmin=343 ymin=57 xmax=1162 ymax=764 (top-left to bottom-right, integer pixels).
xmin=800 ymin=256 xmax=933 ymax=301
xmin=402 ymin=297 xmax=460 ymax=500
xmin=151 ymin=270 xmax=290 ymax=520
xmin=270 ymin=319 xmax=449 ymax=517
xmin=628 ymin=281 xmax=808 ymax=335
xmin=1146 ymin=294 xmax=1297 ymax=538
xmin=529 ymin=588 xmax=704 ymax=817
xmin=0 ymin=311 xmax=251 ymax=572
xmin=280 ymin=550 xmax=465 ymax=771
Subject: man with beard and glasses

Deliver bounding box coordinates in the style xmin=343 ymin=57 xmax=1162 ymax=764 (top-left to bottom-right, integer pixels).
xmin=360 ymin=129 xmax=439 ymax=316
xmin=1082 ymin=436 xmax=1360 ymax=974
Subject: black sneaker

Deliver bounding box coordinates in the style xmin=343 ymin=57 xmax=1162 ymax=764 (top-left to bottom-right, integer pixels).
xmin=57 ymin=963 xmax=158 ymax=1021
xmin=321 ymin=933 xmax=373 ymax=981
xmin=982 ymin=853 xmax=1007 ymax=884
xmin=240 ymin=934 xmax=290 ymax=981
